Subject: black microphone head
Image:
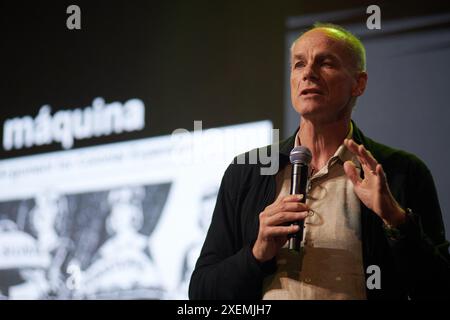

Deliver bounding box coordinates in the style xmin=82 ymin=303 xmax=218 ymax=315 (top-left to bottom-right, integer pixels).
xmin=290 ymin=146 xmax=312 ymax=165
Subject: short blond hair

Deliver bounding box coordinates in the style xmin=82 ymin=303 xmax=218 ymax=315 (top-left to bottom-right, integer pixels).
xmin=291 ymin=22 xmax=366 ymax=72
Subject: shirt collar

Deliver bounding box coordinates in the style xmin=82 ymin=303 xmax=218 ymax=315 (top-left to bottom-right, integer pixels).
xmin=294 ymin=122 xmax=361 ymax=171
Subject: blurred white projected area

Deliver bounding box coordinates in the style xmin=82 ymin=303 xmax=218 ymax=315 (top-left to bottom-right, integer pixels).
xmin=0 ymin=121 xmax=273 ymax=299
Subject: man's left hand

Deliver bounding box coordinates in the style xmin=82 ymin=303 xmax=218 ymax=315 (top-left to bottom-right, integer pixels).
xmin=343 ymin=138 xmax=406 ymax=227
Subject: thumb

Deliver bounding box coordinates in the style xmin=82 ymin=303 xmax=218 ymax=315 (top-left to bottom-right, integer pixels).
xmin=344 ymin=160 xmax=361 ymax=186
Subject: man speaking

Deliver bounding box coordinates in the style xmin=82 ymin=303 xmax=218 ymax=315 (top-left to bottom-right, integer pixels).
xmin=189 ymin=23 xmax=450 ymax=299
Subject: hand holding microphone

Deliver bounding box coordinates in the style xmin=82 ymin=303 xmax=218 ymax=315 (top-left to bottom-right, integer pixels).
xmin=252 ymin=146 xmax=312 ymax=262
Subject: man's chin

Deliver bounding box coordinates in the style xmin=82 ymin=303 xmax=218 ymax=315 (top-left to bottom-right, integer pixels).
xmin=294 ymin=103 xmax=326 ymax=117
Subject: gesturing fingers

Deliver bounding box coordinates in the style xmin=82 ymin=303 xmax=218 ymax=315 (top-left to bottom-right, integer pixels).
xmin=344 ymin=160 xmax=362 ymax=187
xmin=375 ymin=163 xmax=389 ymax=191
xmin=344 ymin=138 xmax=378 ymax=171
xmin=344 ymin=138 xmax=391 ymax=191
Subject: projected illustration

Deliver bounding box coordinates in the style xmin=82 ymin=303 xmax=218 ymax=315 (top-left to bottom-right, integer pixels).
xmin=0 ymin=184 xmax=170 ymax=299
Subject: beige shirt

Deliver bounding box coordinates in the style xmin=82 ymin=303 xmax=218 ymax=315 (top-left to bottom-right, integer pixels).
xmin=262 ymin=124 xmax=367 ymax=300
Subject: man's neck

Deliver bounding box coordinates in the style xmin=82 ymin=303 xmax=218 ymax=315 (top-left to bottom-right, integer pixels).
xmin=298 ymin=117 xmax=351 ymax=171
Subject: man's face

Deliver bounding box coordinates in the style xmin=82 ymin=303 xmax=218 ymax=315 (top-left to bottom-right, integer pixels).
xmin=290 ymin=29 xmax=365 ymax=123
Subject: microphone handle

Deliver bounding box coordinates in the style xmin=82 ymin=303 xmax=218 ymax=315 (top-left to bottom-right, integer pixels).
xmin=288 ymin=163 xmax=309 ymax=251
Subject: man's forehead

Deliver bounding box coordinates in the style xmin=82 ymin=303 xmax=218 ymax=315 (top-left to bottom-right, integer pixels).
xmin=294 ymin=29 xmax=344 ymax=50
xmin=292 ymin=29 xmax=350 ymax=60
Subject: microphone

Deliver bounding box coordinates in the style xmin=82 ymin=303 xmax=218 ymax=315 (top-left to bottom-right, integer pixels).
xmin=288 ymin=146 xmax=312 ymax=251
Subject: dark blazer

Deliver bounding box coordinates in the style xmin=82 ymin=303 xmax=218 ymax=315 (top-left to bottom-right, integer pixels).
xmin=189 ymin=121 xmax=450 ymax=300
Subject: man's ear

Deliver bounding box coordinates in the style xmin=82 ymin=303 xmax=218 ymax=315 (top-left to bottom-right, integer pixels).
xmin=352 ymin=71 xmax=368 ymax=97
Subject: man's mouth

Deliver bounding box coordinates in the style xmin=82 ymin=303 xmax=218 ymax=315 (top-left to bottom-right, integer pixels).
xmin=300 ymin=88 xmax=323 ymax=96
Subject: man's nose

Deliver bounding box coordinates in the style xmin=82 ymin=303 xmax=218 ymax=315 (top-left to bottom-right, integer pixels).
xmin=302 ymin=63 xmax=319 ymax=81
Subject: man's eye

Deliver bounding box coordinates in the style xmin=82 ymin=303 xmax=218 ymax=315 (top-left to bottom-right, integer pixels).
xmin=294 ymin=62 xmax=305 ymax=68
xmin=322 ymin=61 xmax=333 ymax=67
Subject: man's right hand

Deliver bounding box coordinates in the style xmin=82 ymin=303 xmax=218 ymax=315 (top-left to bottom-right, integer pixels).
xmin=252 ymin=194 xmax=310 ymax=263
